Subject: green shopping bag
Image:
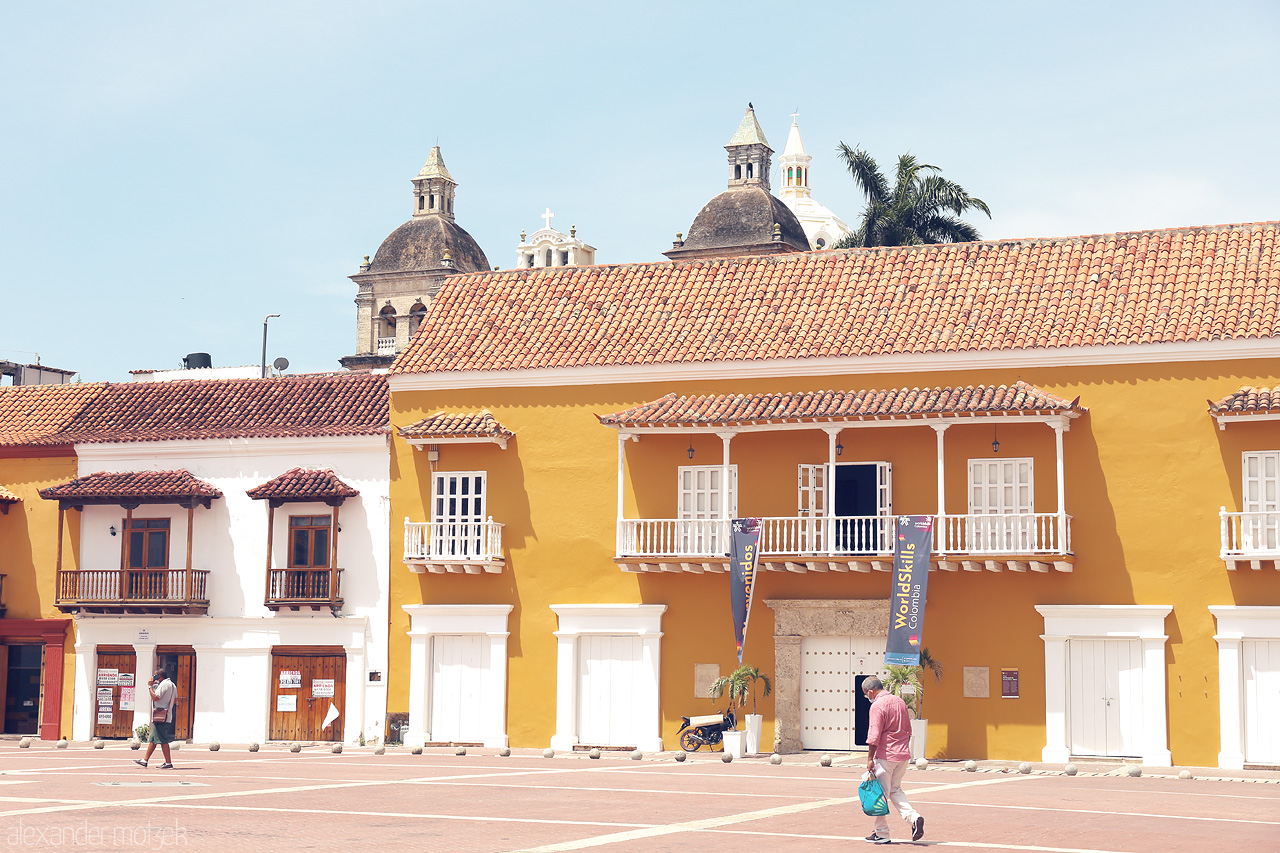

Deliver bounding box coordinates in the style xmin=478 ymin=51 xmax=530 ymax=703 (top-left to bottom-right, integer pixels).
xmin=859 ymin=773 xmax=889 ymax=816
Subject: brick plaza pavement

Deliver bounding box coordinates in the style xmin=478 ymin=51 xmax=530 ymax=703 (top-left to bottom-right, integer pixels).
xmin=0 ymin=742 xmax=1277 ymax=851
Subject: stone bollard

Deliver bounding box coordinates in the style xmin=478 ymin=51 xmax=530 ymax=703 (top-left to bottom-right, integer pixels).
xmin=674 ymin=752 xmax=686 ymax=762
xmin=374 ymin=745 xmax=386 ymax=755
xmin=290 ymin=744 xmax=302 ymax=753
xmin=332 ymin=744 xmax=343 ymax=754
xmin=964 ymin=760 xmax=978 ymax=772
xmin=93 ymin=740 xmax=105 ymax=750
xmin=1125 ymin=764 xmax=1141 ymax=777
xmin=248 ymin=743 xmax=260 ymax=752
xmin=819 ymin=754 xmax=832 ymax=767
xmin=769 ymin=754 xmax=782 ymax=765
xmin=454 ymin=746 xmax=466 ymax=756
xmin=1064 ymin=763 xmax=1078 ymax=776
xmin=914 ymin=758 xmax=928 ymax=770
xmin=56 ymin=739 xmax=68 ymax=749
xmin=631 ymin=750 xmax=643 ymax=761
xmin=130 ymin=739 xmax=141 ymax=750
xmin=1018 ymin=762 xmax=1032 ymax=774
xmin=170 ymin=742 xmax=181 ymax=751
xmin=721 ymin=752 xmax=733 ymax=763
xmin=19 ymin=737 xmax=32 ymax=749
xmin=411 ymin=746 xmax=423 ymax=755
xmin=1178 ymin=769 xmax=1193 ymax=780
xmin=498 ymin=746 xmax=511 ymax=757
xmin=588 ymin=748 xmax=601 ymax=759
xmin=543 ymin=748 xmax=555 ymax=758
xmin=209 ymin=742 xmax=220 ymax=751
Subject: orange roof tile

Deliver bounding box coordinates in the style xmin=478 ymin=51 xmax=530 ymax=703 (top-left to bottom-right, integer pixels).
xmin=1209 ymin=387 xmax=1280 ymax=415
xmin=40 ymin=470 xmax=223 ymax=505
xmin=599 ymin=382 xmax=1084 ymax=428
xmin=246 ymin=468 xmax=360 ymax=503
xmin=397 ymin=411 xmax=513 ymax=441
xmin=0 ymin=484 xmax=21 ymax=504
xmin=392 ymin=221 xmax=1280 ymax=375
xmin=0 ymin=383 xmax=107 ymax=446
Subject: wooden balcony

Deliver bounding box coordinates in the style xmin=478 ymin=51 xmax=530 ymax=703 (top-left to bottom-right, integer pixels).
xmin=616 ymin=513 xmax=1074 ymax=574
xmin=1220 ymin=508 xmax=1280 ymax=570
xmin=403 ymin=519 xmax=505 ymax=574
xmin=55 ymin=569 xmax=210 ymax=614
xmin=265 ymin=567 xmax=343 ymax=612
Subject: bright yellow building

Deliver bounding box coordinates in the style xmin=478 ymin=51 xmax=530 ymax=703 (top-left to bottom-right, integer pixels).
xmin=381 ymin=216 xmax=1280 ymax=770
xmin=0 ymin=383 xmax=105 ymax=739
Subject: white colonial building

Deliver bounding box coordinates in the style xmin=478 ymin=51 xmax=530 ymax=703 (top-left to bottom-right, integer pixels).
xmin=516 ymin=209 xmax=596 ymax=269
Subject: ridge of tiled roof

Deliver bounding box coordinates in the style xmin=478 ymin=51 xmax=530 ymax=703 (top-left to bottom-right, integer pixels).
xmin=0 ymin=383 xmax=108 ymax=446
xmin=599 ymin=382 xmax=1084 ymax=427
xmin=0 ymin=484 xmax=21 ymax=503
xmin=1208 ymin=386 xmax=1280 ymax=415
xmin=49 ymin=372 xmax=388 ymax=444
xmin=392 ymin=220 xmax=1280 ymax=376
xmin=39 ymin=470 xmax=223 ymax=502
xmin=246 ymin=468 xmax=360 ymax=502
xmin=397 ymin=410 xmax=514 ymax=439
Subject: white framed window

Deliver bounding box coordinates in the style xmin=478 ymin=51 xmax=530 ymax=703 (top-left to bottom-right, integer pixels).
xmin=677 ymin=465 xmax=737 ymax=553
xmin=1242 ymin=452 xmax=1280 ymax=550
xmin=968 ymin=457 xmax=1034 ymax=552
xmin=432 ymin=472 xmax=486 ymax=558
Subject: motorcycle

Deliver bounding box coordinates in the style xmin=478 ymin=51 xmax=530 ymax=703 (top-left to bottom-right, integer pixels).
xmin=678 ymin=707 xmax=737 ymax=752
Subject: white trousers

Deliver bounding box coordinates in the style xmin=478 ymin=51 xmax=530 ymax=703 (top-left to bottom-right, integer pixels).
xmin=872 ymin=757 xmax=920 ymax=836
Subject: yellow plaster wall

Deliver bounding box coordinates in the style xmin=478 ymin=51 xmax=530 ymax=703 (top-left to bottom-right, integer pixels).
xmin=388 ymin=358 xmax=1280 ymax=765
xmin=0 ymin=453 xmax=80 ymax=738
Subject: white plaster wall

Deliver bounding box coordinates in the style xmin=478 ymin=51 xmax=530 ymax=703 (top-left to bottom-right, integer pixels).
xmin=70 ymin=435 xmax=390 ymax=743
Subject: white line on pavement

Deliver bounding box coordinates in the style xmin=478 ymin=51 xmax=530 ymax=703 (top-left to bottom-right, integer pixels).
xmin=917 ymin=799 xmax=1280 ymax=826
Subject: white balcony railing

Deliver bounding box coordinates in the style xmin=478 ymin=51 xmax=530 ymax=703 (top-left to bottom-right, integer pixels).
xmin=404 ymin=518 xmax=504 ymax=562
xmin=1220 ymin=508 xmax=1280 ymax=558
xmin=377 ymin=336 xmax=397 ymax=356
xmin=617 ymin=513 xmax=1071 ymax=559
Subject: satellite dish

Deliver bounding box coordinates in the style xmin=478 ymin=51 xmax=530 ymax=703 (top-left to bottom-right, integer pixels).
xmin=272 ymin=357 xmax=290 ymax=372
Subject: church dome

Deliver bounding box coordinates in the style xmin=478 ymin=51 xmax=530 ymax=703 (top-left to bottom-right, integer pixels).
xmin=368 ymin=216 xmax=490 ymax=275
xmin=677 ymin=187 xmax=809 ymax=255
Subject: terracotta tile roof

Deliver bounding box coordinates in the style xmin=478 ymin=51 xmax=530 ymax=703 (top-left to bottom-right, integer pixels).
xmin=397 ymin=411 xmax=514 ymax=441
xmin=39 ymin=470 xmax=223 ymax=504
xmin=0 ymin=484 xmax=21 ymax=504
xmin=600 ymin=382 xmax=1084 ymax=428
xmin=1209 ymin=387 xmax=1280 ymax=415
xmin=54 ymin=373 xmax=388 ymax=444
xmin=0 ymin=383 xmax=107 ymax=446
xmin=246 ymin=468 xmax=360 ymax=502
xmin=392 ymin=221 xmax=1280 ymax=375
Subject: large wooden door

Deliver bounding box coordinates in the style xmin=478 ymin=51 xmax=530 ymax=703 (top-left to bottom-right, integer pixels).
xmin=269 ymin=647 xmax=346 ymax=742
xmin=3 ymin=644 xmax=44 ymax=736
xmin=94 ymin=647 xmax=136 ymax=739
xmin=1068 ymin=639 xmax=1143 ymax=757
xmin=799 ymin=636 xmax=886 ymax=751
xmin=156 ymin=647 xmax=196 ymax=741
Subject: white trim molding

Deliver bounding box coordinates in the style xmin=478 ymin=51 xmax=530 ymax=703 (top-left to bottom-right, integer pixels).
xmin=402 ymin=604 xmax=513 ymax=749
xmin=548 ymin=604 xmax=666 ymax=753
xmin=1208 ymin=606 xmax=1280 ymax=769
xmin=389 ymin=337 xmax=1280 ymax=392
xmin=1036 ymin=604 xmax=1172 ymax=766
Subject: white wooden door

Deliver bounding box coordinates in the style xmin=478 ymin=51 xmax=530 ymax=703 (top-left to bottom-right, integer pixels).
xmin=429 ymin=635 xmax=486 ymax=743
xmin=1242 ymin=452 xmax=1280 ymax=551
xmin=433 ymin=472 xmax=486 ymax=557
xmin=797 ymin=464 xmax=826 ymax=552
xmin=677 ymin=465 xmax=737 ymax=553
xmin=576 ymin=635 xmax=643 ymax=747
xmin=799 ymin=636 xmax=886 ymax=751
xmin=968 ymin=458 xmax=1034 ymax=552
xmin=1243 ymin=640 xmax=1280 ymax=764
xmin=1068 ymin=639 xmax=1144 ymax=757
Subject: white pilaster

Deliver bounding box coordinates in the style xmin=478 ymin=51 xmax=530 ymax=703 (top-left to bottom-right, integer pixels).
xmin=1040 ymin=635 xmax=1069 ymax=763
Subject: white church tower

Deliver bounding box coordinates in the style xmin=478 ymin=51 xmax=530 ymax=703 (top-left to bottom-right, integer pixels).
xmin=515 ymin=208 xmax=596 ymax=268
xmin=777 ymin=116 xmax=851 ymax=250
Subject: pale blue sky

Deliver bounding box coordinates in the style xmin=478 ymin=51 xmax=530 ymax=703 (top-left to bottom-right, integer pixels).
xmin=2 ymin=1 xmax=1277 ymax=381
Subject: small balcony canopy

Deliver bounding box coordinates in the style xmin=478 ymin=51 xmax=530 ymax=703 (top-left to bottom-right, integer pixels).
xmin=397 ymin=410 xmax=513 ymax=449
xmin=246 ymin=467 xmax=359 ymax=507
xmin=1210 ymin=386 xmax=1280 ymax=429
xmin=0 ymin=484 xmax=20 ymax=515
xmin=39 ymin=470 xmax=222 ymax=510
xmin=599 ymin=381 xmax=1085 ymax=432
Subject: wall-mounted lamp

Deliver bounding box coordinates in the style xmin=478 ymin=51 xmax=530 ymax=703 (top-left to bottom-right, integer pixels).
xmin=109 ymin=525 xmax=117 ymax=537
xmin=991 ymin=425 xmax=1001 ymax=454
xmin=686 ymin=442 xmax=695 ymax=459
xmin=835 ymin=441 xmax=844 ymax=457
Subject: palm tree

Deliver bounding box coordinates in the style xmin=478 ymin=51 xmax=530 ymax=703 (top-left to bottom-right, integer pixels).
xmin=833 ymin=144 xmax=991 ymax=248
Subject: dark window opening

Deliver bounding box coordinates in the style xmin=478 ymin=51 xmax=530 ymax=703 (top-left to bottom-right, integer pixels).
xmin=418 ymin=196 xmax=425 ymax=210
xmin=429 ymin=194 xmax=436 ymax=209
xmin=746 ymin=163 xmax=754 ymax=179
xmin=734 ymin=164 xmax=742 ymax=180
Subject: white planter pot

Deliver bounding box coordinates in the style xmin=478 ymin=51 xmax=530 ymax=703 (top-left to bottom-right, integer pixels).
xmin=744 ymin=714 xmax=763 ymax=756
xmin=722 ymin=729 xmax=746 ymax=759
xmin=909 ymin=719 xmax=928 ymax=760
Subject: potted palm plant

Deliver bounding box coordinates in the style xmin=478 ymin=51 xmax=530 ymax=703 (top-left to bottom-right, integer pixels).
xmin=882 ymin=647 xmax=942 ymax=760
xmin=709 ymin=664 xmax=772 ymax=756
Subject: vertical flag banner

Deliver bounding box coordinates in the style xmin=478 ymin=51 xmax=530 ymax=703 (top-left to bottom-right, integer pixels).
xmin=885 ymin=515 xmax=934 ymax=666
xmin=729 ymin=517 xmax=763 ymax=664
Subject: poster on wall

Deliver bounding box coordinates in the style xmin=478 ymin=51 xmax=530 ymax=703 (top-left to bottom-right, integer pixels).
xmin=119 ymin=687 xmax=136 ymax=711
xmin=312 ymin=679 xmax=335 ymax=698
xmin=97 ymin=708 xmax=113 ymax=725
xmin=96 ymin=688 xmax=114 ymax=706
xmin=728 ymin=517 xmax=763 ymax=665
xmin=885 ymin=515 xmax=934 ymax=666
xmin=278 ymin=670 xmax=301 ymax=689
xmin=118 ymin=673 xmax=135 ymax=687
xmin=276 ymin=694 xmax=297 ymax=712
xmin=96 ymin=668 xmax=119 ymax=687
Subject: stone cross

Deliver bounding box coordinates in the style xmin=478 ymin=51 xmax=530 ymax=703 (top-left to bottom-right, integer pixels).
xmin=541 ymin=208 xmax=555 ymax=230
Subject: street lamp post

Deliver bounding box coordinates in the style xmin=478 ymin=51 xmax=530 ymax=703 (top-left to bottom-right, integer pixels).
xmin=261 ymin=314 xmax=280 ymax=378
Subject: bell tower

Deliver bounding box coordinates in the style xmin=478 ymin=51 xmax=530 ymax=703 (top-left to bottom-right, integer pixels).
xmin=725 ymin=104 xmax=773 ymax=192
xmin=411 ymin=146 xmax=457 ymax=222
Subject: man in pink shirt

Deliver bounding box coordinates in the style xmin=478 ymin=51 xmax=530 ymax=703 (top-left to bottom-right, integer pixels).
xmin=863 ymin=676 xmax=924 ymax=844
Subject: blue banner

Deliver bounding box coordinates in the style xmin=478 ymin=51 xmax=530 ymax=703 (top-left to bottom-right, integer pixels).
xmin=885 ymin=515 xmax=934 ymax=666
xmin=729 ymin=517 xmax=762 ymax=664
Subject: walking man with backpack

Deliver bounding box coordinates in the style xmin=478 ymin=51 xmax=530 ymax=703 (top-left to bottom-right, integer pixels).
xmin=863 ymin=677 xmax=924 ymax=844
